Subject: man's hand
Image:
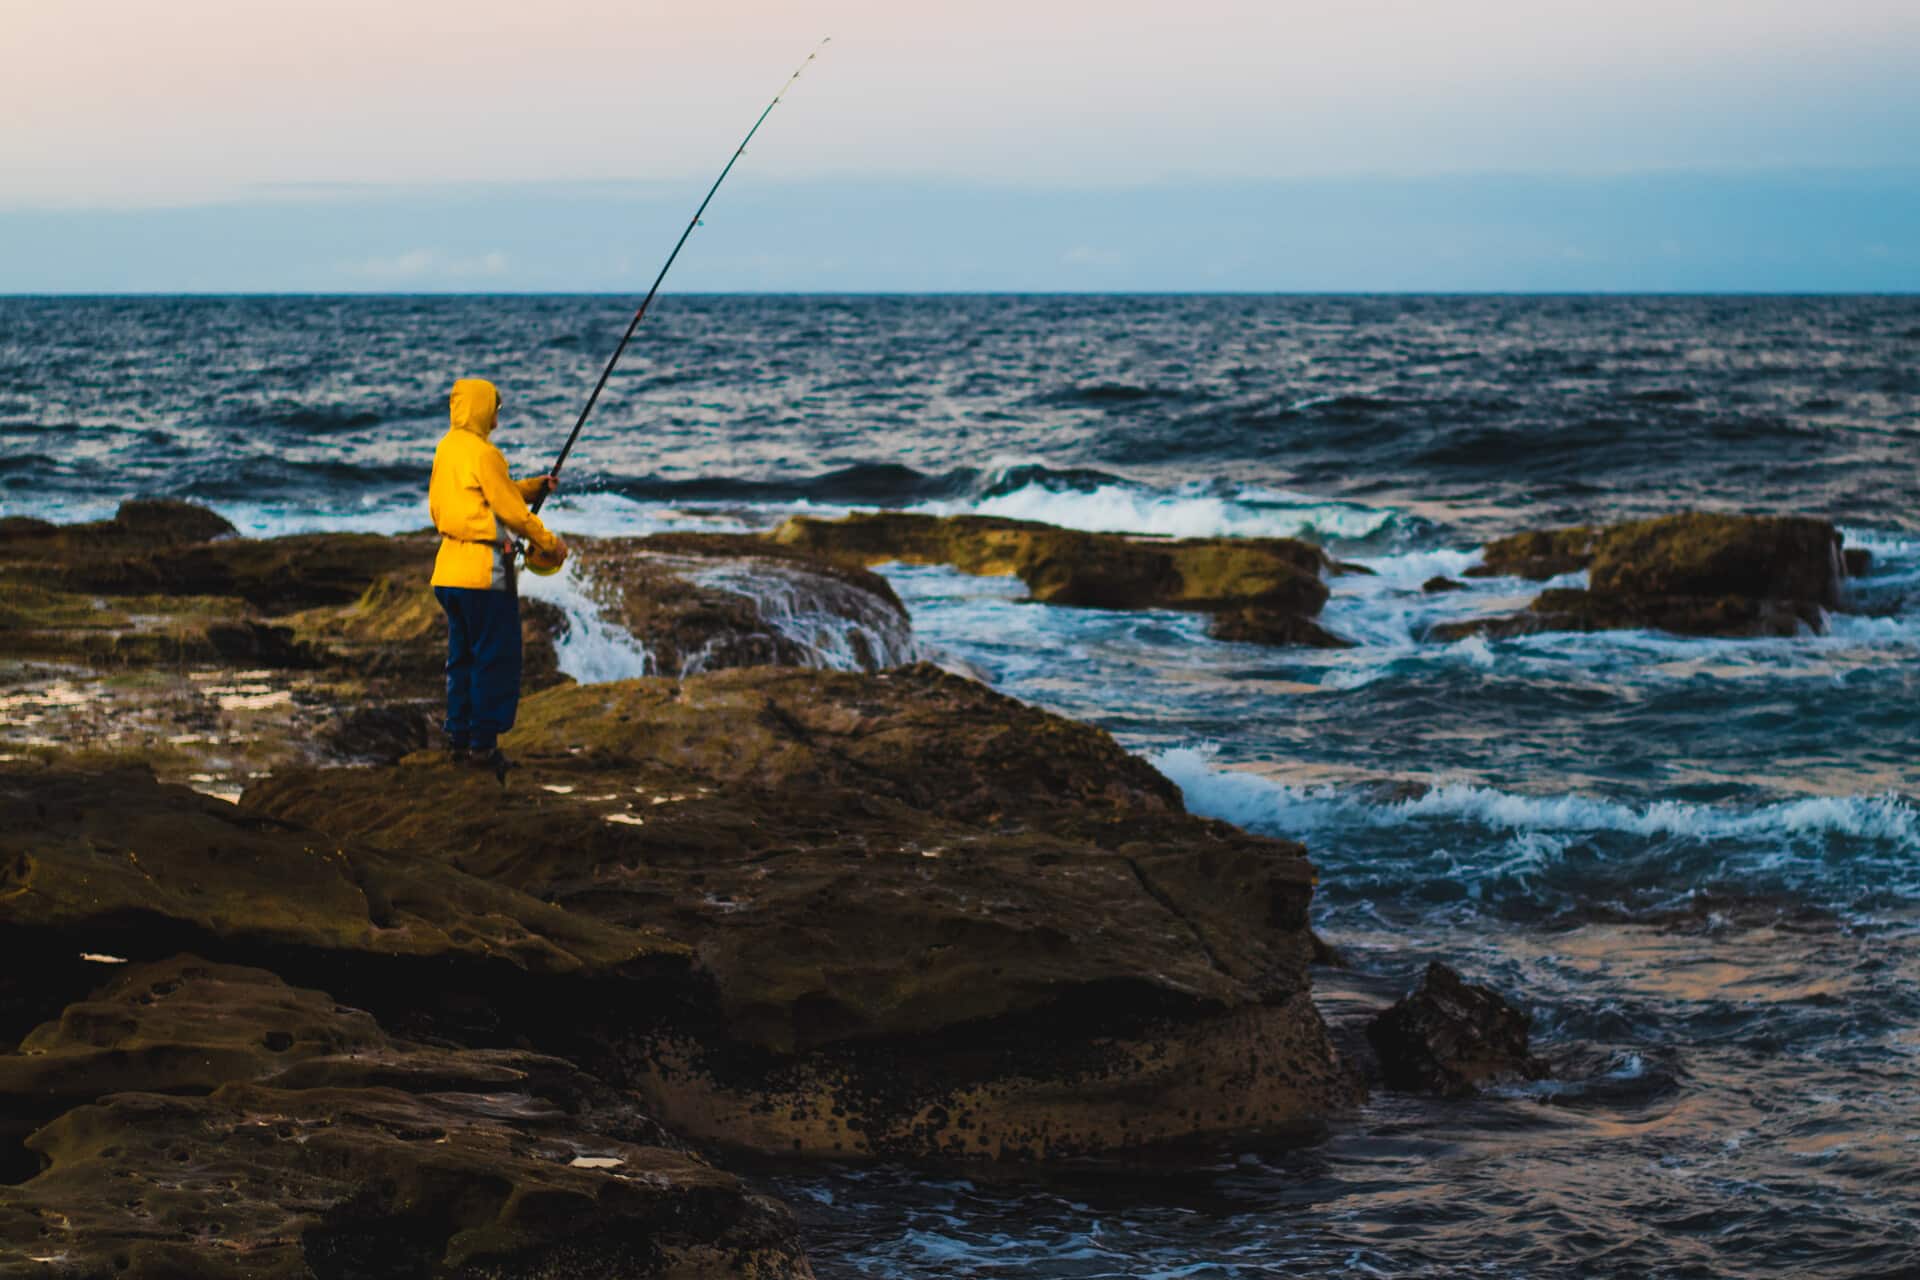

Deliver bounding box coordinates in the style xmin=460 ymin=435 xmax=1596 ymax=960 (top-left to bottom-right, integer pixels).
xmin=524 ymin=534 xmax=569 ymax=575
xmin=527 ymin=473 xmax=560 ymax=501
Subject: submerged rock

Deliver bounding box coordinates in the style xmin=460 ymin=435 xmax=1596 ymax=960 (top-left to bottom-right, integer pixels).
xmin=1366 ymin=961 xmax=1547 ymax=1098
xmin=1210 ymin=607 xmax=1354 ymax=649
xmin=1439 ymin=513 xmax=1851 ymax=640
xmin=1453 ymin=586 xmax=1828 ymax=642
xmin=243 ymin=664 xmax=1357 ymax=1160
xmin=771 ymin=511 xmax=1342 ymax=648
xmin=0 ymin=958 xmax=810 ymax=1279
xmin=1465 ymin=527 xmax=1597 ymax=581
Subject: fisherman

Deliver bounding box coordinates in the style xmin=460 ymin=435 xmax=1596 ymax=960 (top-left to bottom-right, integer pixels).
xmin=429 ymin=378 xmax=567 ymax=781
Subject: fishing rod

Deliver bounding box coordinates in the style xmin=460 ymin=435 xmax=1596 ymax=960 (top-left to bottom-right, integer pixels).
xmin=528 ymin=36 xmax=830 ymax=525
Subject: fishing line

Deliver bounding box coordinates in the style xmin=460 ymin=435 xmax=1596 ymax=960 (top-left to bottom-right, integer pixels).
xmin=529 ymin=36 xmax=831 ymax=519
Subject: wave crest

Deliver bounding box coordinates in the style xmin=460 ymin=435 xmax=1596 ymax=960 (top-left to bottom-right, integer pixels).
xmin=1149 ymin=745 xmax=1920 ymax=847
xmin=920 ymin=480 xmax=1398 ymax=544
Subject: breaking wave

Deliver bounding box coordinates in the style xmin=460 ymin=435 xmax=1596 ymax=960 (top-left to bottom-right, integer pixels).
xmin=1151 ymin=744 xmax=1920 ymax=847
xmin=520 ymin=562 xmax=655 ymax=683
xmin=916 ymin=478 xmax=1400 ymax=544
xmin=1148 ymin=745 xmax=1920 ymax=920
xmin=687 ymin=561 xmax=919 ymax=674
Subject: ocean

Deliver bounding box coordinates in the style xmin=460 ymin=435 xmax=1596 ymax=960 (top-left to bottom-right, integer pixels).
xmin=4 ymin=293 xmax=1919 ymax=1277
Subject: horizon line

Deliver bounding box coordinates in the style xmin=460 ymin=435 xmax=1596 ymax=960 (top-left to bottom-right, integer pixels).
xmin=4 ymin=289 xmax=1918 ymax=301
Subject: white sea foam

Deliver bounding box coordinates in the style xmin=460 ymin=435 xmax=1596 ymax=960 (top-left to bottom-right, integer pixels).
xmin=1149 ymin=744 xmax=1920 ymax=847
xmin=686 ymin=561 xmax=920 ymax=674
xmin=1313 ymin=546 xmax=1525 ymax=652
xmin=519 ymin=562 xmax=654 ymax=683
xmin=1307 ymin=528 xmax=1920 ymax=681
xmin=1342 ymin=547 xmax=1485 ymax=592
xmin=1823 ymin=612 xmax=1920 ymax=646
xmin=1838 ymin=526 xmax=1920 ymax=561
xmin=913 ymin=481 xmax=1398 ymax=543
xmin=14 ymin=490 xmax=764 ymax=544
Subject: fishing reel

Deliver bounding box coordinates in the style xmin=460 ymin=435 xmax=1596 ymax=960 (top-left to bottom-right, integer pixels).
xmin=521 ymin=539 xmax=567 ymax=577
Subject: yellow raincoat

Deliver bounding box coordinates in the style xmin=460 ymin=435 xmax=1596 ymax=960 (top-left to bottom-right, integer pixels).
xmin=429 ymin=379 xmax=562 ymax=589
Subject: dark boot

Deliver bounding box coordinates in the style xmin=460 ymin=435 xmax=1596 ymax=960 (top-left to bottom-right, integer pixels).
xmin=470 ymin=747 xmax=514 ymax=786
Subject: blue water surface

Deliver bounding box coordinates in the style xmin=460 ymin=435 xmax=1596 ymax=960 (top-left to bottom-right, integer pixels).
xmin=5 ymin=294 xmax=1919 ymax=1277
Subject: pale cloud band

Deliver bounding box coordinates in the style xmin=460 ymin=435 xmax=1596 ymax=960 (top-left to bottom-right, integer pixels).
xmin=3 ymin=173 xmax=1914 ymax=293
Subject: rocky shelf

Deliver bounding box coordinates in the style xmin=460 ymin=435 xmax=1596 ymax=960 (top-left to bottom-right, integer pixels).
xmin=25 ymin=498 xmax=1845 ymax=1275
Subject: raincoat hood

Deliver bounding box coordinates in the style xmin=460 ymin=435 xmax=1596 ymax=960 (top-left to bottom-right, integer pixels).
xmin=429 ymin=378 xmax=561 ymax=590
xmin=449 ymin=378 xmax=500 ymax=437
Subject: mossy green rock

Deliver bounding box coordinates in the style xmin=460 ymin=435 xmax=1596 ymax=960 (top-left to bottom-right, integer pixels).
xmin=771 ymin=512 xmax=1339 ymax=646
xmin=1466 ymin=527 xmax=1598 ymax=580
xmin=1586 ymin=513 xmax=1842 ymax=606
xmin=1443 ymin=513 xmax=1849 ymax=640
xmin=0 ymin=503 xmax=567 ymax=680
xmin=285 ymin=567 xmax=567 ymax=688
xmin=0 ymin=504 xmax=418 ymax=670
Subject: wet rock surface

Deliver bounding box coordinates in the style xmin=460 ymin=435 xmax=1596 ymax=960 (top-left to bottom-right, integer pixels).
xmin=0 ymin=502 xmax=1605 ymax=1268
xmin=0 ymin=959 xmax=810 ymax=1280
xmin=1 ymin=623 xmax=1358 ymax=1272
xmin=566 ymin=534 xmax=915 ymax=676
xmin=242 ymin=664 xmax=1356 ymax=1159
xmin=0 ymin=503 xmax=567 ymax=789
xmin=1438 ymin=513 xmax=1854 ymax=640
xmin=0 ymin=765 xmax=680 ymax=980
xmin=0 ymin=506 xmax=913 ymax=800
xmin=771 ymin=511 xmax=1342 ymax=647
xmin=1464 ymin=526 xmax=1598 ymax=582
xmin=1366 ymin=962 xmax=1547 ymax=1098
xmin=0 ymin=503 xmax=916 ymax=689
xmin=1586 ymin=513 xmax=1845 ymax=606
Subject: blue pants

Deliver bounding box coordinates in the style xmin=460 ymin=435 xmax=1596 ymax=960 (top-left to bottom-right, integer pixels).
xmin=435 ymin=586 xmax=522 ymax=752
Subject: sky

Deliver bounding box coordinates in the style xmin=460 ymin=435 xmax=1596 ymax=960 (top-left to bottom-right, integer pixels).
xmin=3 ymin=0 xmax=1918 ymax=291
